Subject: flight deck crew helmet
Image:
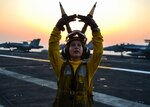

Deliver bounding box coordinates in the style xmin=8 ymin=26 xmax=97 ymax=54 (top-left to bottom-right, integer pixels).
xmin=61 ymin=30 xmax=90 ymax=60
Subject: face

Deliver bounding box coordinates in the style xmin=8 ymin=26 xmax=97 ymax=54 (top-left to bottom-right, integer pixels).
xmin=69 ymin=40 xmax=83 ymax=61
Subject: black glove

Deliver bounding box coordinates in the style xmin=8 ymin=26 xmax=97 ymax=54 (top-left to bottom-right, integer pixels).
xmin=56 ymin=14 xmax=77 ymax=31
xmin=77 ymin=15 xmax=98 ymax=31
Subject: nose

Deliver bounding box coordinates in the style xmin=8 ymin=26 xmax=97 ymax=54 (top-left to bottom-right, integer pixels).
xmin=74 ymin=44 xmax=80 ymax=49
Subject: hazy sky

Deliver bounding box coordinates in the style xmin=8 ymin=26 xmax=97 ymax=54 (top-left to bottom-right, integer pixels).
xmin=0 ymin=0 xmax=150 ymax=49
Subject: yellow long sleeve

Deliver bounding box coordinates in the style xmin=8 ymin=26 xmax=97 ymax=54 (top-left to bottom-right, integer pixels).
xmin=48 ymin=27 xmax=63 ymax=79
xmin=87 ymin=31 xmax=103 ymax=83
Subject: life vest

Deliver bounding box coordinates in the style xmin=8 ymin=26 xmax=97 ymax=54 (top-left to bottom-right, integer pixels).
xmin=53 ymin=61 xmax=93 ymax=107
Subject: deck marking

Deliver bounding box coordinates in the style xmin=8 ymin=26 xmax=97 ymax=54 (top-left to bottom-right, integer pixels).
xmin=0 ymin=54 xmax=150 ymax=74
xmin=0 ymin=54 xmax=49 ymax=62
xmin=0 ymin=68 xmax=150 ymax=107
xmin=98 ymin=66 xmax=150 ymax=74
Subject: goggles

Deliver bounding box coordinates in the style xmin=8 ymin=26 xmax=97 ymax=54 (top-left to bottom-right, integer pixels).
xmin=66 ymin=30 xmax=87 ymax=44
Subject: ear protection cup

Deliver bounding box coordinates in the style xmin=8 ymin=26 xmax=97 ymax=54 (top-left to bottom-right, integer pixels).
xmin=61 ymin=46 xmax=69 ymax=60
xmin=82 ymin=46 xmax=90 ymax=59
xmin=61 ymin=45 xmax=90 ymax=60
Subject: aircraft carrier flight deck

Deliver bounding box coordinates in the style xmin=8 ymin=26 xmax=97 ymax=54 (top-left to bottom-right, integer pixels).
xmin=0 ymin=50 xmax=150 ymax=107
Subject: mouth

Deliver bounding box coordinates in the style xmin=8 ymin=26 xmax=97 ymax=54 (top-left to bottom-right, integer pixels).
xmin=74 ymin=50 xmax=79 ymax=53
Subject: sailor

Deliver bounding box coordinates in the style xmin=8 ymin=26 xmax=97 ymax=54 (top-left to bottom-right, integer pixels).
xmin=48 ymin=10 xmax=103 ymax=107
xmin=48 ymin=14 xmax=103 ymax=107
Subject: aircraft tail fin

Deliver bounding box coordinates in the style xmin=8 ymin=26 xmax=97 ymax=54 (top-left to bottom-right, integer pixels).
xmin=29 ymin=39 xmax=40 ymax=47
xmin=145 ymin=39 xmax=150 ymax=50
xmin=146 ymin=43 xmax=150 ymax=50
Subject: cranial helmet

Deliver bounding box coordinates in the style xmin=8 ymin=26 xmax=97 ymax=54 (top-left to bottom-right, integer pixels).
xmin=61 ymin=30 xmax=90 ymax=60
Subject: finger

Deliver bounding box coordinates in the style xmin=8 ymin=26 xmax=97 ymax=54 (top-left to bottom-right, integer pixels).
xmin=68 ymin=14 xmax=77 ymax=19
xmin=77 ymin=14 xmax=85 ymax=19
xmin=78 ymin=19 xmax=83 ymax=22
xmin=61 ymin=27 xmax=65 ymax=31
xmin=68 ymin=18 xmax=76 ymax=22
xmin=68 ymin=14 xmax=77 ymax=21
xmin=70 ymin=14 xmax=77 ymax=18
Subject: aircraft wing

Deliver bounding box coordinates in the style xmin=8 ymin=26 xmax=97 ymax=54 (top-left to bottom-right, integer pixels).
xmin=104 ymin=44 xmax=147 ymax=52
xmin=124 ymin=45 xmax=146 ymax=52
xmin=104 ymin=44 xmax=127 ymax=52
xmin=104 ymin=43 xmax=150 ymax=58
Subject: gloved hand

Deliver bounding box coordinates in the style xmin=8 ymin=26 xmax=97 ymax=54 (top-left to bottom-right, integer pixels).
xmin=77 ymin=15 xmax=98 ymax=31
xmin=56 ymin=14 xmax=77 ymax=31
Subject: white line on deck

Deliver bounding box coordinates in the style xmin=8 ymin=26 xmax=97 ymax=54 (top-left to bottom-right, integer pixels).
xmin=98 ymin=66 xmax=150 ymax=74
xmin=0 ymin=54 xmax=49 ymax=62
xmin=0 ymin=54 xmax=150 ymax=74
xmin=0 ymin=68 xmax=149 ymax=107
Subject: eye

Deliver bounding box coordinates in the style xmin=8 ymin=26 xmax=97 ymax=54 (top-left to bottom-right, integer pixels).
xmin=70 ymin=43 xmax=76 ymax=47
xmin=78 ymin=43 xmax=82 ymax=47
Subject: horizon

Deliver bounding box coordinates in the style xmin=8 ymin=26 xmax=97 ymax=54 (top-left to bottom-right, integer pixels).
xmin=0 ymin=0 xmax=150 ymax=49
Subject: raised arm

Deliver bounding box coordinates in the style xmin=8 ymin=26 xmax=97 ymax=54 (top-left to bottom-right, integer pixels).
xmin=88 ymin=30 xmax=103 ymax=82
xmin=48 ymin=27 xmax=63 ymax=79
xmin=77 ymin=15 xmax=103 ymax=82
xmin=48 ymin=14 xmax=77 ymax=79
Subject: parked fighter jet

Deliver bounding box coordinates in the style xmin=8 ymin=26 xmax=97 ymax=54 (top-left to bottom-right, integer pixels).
xmin=0 ymin=38 xmax=43 ymax=52
xmin=104 ymin=43 xmax=133 ymax=56
xmin=104 ymin=40 xmax=150 ymax=58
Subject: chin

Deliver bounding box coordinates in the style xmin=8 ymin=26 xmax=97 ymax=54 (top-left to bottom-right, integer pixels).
xmin=72 ymin=56 xmax=81 ymax=59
